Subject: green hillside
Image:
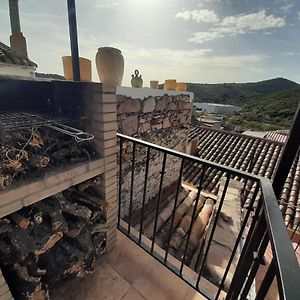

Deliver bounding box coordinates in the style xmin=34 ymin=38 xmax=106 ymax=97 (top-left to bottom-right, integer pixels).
xmin=188 ymin=78 xmax=300 ymax=129
xmin=188 ymin=77 xmax=299 ymax=105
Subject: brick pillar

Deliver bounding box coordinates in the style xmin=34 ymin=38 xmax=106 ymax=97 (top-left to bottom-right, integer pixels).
xmin=0 ymin=269 xmax=13 ymax=300
xmin=84 ymin=83 xmax=118 ymax=251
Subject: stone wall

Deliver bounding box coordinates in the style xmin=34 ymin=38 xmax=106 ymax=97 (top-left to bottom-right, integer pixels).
xmin=117 ymin=87 xmax=193 ymax=217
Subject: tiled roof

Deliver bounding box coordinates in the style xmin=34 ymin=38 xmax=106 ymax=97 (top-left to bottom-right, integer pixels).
xmin=264 ymin=130 xmax=288 ymax=143
xmin=184 ymin=126 xmax=300 ymax=230
xmin=0 ymin=41 xmax=37 ymax=68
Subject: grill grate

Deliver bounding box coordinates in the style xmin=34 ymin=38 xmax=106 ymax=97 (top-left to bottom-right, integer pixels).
xmin=0 ymin=112 xmax=94 ymax=142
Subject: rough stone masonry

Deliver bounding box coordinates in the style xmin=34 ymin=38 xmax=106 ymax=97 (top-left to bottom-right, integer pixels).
xmin=116 ymin=89 xmax=193 ymax=218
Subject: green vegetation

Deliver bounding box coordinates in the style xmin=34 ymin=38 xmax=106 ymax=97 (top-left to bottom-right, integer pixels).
xmin=188 ymin=78 xmax=300 ymax=130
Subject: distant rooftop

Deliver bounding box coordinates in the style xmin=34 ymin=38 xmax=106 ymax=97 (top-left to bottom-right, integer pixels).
xmin=0 ymin=41 xmax=37 ymax=68
xmin=194 ymin=102 xmax=240 ymax=108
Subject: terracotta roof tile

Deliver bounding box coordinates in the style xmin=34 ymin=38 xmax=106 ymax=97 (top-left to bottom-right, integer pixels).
xmin=184 ymin=126 xmax=300 ymax=230
xmin=0 ymin=41 xmax=37 ymax=68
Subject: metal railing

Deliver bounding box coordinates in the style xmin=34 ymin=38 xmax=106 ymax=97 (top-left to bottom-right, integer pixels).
xmin=117 ymin=133 xmax=300 ymax=300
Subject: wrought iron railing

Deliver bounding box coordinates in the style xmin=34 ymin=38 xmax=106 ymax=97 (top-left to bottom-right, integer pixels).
xmin=117 ymin=133 xmax=300 ymax=300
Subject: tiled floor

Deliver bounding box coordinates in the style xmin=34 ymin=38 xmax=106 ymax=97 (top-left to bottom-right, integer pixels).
xmin=53 ymin=230 xmax=208 ymax=300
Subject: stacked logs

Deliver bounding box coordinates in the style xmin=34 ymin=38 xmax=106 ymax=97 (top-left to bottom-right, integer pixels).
xmin=0 ymin=178 xmax=107 ymax=300
xmin=0 ymin=127 xmax=96 ymax=191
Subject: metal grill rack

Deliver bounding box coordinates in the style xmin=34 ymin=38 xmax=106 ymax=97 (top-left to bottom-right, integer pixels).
xmin=0 ymin=112 xmax=94 ymax=142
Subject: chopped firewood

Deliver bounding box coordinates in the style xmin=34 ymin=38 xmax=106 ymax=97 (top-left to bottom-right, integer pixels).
xmin=0 ymin=182 xmax=106 ymax=299
xmin=10 ymin=213 xmax=30 ymax=229
xmin=34 ymin=232 xmax=63 ymax=256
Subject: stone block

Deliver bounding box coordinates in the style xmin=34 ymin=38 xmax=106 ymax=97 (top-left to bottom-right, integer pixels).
xmin=184 ymin=101 xmax=192 ymax=110
xmin=152 ymin=123 xmax=163 ymax=130
xmin=142 ymin=97 xmax=156 ymax=113
xmin=140 ymin=121 xmax=151 ymax=133
xmin=162 ymin=118 xmax=171 ymax=128
xmin=155 ymin=97 xmax=167 ymax=111
xmin=121 ymin=115 xmax=139 ymax=135
xmin=118 ymin=99 xmax=141 ymax=114
xmin=167 ymin=101 xmax=177 ymax=110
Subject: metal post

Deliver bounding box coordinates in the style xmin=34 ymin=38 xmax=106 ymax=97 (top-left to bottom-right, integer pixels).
xmin=272 ymin=103 xmax=300 ymax=197
xmin=67 ymin=0 xmax=80 ymax=81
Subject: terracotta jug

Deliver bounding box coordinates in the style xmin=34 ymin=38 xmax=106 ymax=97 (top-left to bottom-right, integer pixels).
xmin=176 ymin=82 xmax=187 ymax=91
xmin=164 ymin=79 xmax=177 ymax=90
xmin=95 ymin=47 xmax=124 ymax=86
xmin=62 ymin=56 xmax=92 ymax=81
xmin=150 ymin=80 xmax=159 ymax=89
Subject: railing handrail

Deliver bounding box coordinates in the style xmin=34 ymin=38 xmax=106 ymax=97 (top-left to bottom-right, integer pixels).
xmin=260 ymin=178 xmax=300 ymax=300
xmin=117 ymin=133 xmax=260 ymax=181
xmin=117 ymin=133 xmax=300 ymax=299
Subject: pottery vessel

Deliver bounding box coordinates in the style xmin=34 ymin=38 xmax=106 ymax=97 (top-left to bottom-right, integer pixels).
xmin=164 ymin=79 xmax=177 ymax=91
xmin=176 ymin=82 xmax=187 ymax=91
xmin=62 ymin=56 xmax=92 ymax=81
xmin=95 ymin=47 xmax=124 ymax=86
xmin=150 ymin=80 xmax=159 ymax=89
xmin=131 ymin=70 xmax=143 ymax=88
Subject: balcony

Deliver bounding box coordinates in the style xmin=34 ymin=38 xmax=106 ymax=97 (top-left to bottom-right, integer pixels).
xmin=115 ymin=133 xmax=300 ymax=300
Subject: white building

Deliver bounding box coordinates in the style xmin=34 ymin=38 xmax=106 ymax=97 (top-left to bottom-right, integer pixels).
xmin=194 ymin=102 xmax=241 ymax=115
xmin=0 ymin=41 xmax=37 ymax=79
xmin=0 ymin=0 xmax=37 ymax=79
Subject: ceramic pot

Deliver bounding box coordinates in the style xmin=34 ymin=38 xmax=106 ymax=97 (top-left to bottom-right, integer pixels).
xmin=62 ymin=56 xmax=92 ymax=81
xmin=150 ymin=80 xmax=159 ymax=89
xmin=95 ymin=47 xmax=124 ymax=86
xmin=176 ymin=82 xmax=187 ymax=91
xmin=164 ymin=79 xmax=177 ymax=90
xmin=131 ymin=70 xmax=143 ymax=88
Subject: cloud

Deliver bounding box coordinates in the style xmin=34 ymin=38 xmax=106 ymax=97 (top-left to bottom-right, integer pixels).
xmin=298 ymin=11 xmax=300 ymax=20
xmin=175 ymin=9 xmax=219 ymax=23
xmin=280 ymin=3 xmax=293 ymax=13
xmin=221 ymin=10 xmax=285 ymax=33
xmin=182 ymin=10 xmax=286 ymax=43
xmin=188 ymin=31 xmax=224 ymax=43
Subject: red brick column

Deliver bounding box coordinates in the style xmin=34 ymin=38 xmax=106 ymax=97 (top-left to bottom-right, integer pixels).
xmin=84 ymin=83 xmax=118 ymax=251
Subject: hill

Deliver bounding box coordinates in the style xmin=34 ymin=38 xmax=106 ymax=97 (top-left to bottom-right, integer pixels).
xmin=188 ymin=77 xmax=299 ymax=105
xmin=187 ymin=78 xmax=300 ymax=130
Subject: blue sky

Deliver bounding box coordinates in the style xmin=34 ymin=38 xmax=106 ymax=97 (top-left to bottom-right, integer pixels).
xmin=0 ymin=0 xmax=299 ymax=86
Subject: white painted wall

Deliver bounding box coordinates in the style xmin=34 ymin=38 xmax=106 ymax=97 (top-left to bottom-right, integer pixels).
xmin=0 ymin=63 xmax=35 ymax=79
xmin=117 ymin=86 xmax=194 ymax=101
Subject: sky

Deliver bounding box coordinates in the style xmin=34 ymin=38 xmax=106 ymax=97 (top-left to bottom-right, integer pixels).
xmin=0 ymin=0 xmax=299 ymax=86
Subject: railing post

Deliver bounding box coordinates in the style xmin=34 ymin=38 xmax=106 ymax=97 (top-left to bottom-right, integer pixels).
xmin=272 ymin=103 xmax=300 ymax=197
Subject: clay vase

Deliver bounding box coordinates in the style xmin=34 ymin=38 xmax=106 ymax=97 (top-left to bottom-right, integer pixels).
xmin=62 ymin=56 xmax=92 ymax=81
xmin=131 ymin=70 xmax=143 ymax=88
xmin=176 ymin=82 xmax=187 ymax=91
xmin=150 ymin=80 xmax=159 ymax=89
xmin=164 ymin=79 xmax=177 ymax=90
xmin=95 ymin=47 xmax=124 ymax=86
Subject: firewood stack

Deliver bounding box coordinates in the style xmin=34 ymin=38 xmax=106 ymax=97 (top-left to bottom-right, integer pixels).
xmin=0 ymin=177 xmax=107 ymax=300
xmin=0 ymin=127 xmax=97 ymax=191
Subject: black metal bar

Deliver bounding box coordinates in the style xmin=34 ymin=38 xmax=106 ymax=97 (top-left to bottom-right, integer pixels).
xmin=139 ymin=147 xmax=151 ymax=243
xmin=67 ymin=0 xmax=80 ymax=81
xmin=179 ymin=167 xmax=205 ymax=275
xmin=260 ymin=178 xmax=300 ymax=300
xmin=117 ymin=137 xmax=123 ymax=228
xmin=117 ymin=133 xmax=258 ymax=181
xmin=226 ymin=212 xmax=266 ymax=300
xmin=164 ymin=159 xmax=185 ymax=263
xmin=272 ymin=103 xmax=300 ymax=197
xmin=151 ymin=152 xmax=167 ymax=253
xmin=127 ymin=142 xmax=136 ymax=234
xmin=196 ymin=174 xmax=230 ymax=288
xmin=215 ymin=182 xmax=260 ymax=300
xmin=240 ymin=232 xmax=269 ymax=299
xmin=255 ymin=259 xmax=276 ymax=300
